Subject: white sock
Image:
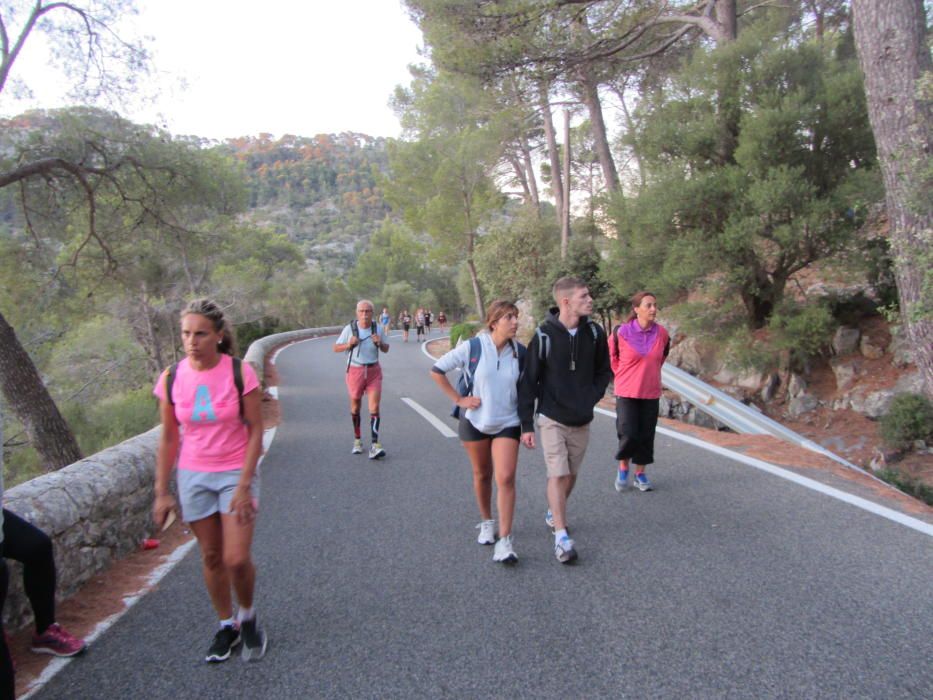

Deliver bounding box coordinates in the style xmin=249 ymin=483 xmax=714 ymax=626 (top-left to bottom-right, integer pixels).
xmin=554 ymin=528 xmax=568 ymax=543
xmin=237 ymin=606 xmax=254 ymax=623
xmin=219 ymin=616 xmax=236 ymax=629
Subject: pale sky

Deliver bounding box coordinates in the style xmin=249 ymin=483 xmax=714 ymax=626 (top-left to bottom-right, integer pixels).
xmin=3 ymin=0 xmax=426 ymax=140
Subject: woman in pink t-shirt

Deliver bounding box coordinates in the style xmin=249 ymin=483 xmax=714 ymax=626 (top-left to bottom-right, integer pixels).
xmin=609 ymin=291 xmax=670 ymax=493
xmin=152 ymin=299 xmax=267 ymax=663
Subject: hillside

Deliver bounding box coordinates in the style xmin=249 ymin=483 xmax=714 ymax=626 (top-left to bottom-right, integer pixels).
xmin=223 ymin=132 xmax=392 ymax=272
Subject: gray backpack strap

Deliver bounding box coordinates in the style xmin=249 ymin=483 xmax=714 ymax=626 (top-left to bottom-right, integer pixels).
xmin=535 ymin=327 xmax=549 ymax=361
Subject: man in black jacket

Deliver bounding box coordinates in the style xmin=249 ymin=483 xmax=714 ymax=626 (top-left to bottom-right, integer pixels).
xmin=519 ymin=277 xmax=612 ymax=564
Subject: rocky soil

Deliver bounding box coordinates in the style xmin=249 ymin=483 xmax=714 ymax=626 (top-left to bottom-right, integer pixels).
xmin=665 ymin=314 xmax=931 ymax=494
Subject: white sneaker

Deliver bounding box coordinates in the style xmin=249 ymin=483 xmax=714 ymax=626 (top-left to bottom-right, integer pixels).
xmin=555 ymin=535 xmax=578 ymax=564
xmin=493 ymin=535 xmax=518 ymax=563
xmin=351 ymin=439 xmax=363 ymax=455
xmin=368 ymin=442 xmax=386 ymax=460
xmin=476 ymin=519 xmax=496 ymax=545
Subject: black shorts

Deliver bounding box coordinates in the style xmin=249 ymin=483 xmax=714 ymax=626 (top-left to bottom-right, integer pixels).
xmin=458 ymin=416 xmax=521 ymax=442
xmin=403 ymin=323 xmax=410 ymax=331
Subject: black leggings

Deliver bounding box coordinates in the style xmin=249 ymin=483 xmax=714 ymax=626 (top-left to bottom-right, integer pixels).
xmin=1 ymin=552 xmax=14 ymax=700
xmin=2 ymin=509 xmax=57 ymax=634
xmin=615 ymin=397 xmax=660 ymax=465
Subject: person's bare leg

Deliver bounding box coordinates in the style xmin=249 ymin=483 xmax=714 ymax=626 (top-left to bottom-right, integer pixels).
xmin=491 ymin=438 xmax=519 ymax=536
xmin=546 ymin=475 xmax=573 ymax=531
xmin=220 ymin=513 xmax=256 ymax=610
xmin=463 ymin=439 xmax=493 ymax=520
xmin=189 ymin=515 xmax=233 ymax=619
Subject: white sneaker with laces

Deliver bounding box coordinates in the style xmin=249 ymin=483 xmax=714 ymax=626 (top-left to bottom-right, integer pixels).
xmin=555 ymin=535 xmax=578 ymax=564
xmin=476 ymin=519 xmax=496 ymax=545
xmin=351 ymin=439 xmax=363 ymax=455
xmin=368 ymin=442 xmax=386 ymax=459
xmin=493 ymin=535 xmax=518 ymax=563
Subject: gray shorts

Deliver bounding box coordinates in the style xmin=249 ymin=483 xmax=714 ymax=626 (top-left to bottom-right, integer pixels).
xmin=177 ymin=468 xmax=260 ymax=522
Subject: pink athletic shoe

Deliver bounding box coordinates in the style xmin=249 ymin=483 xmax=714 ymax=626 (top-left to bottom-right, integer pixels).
xmin=30 ymin=623 xmax=87 ymax=657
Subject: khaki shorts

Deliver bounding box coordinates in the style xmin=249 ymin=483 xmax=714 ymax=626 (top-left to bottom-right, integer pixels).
xmin=537 ymin=414 xmax=591 ymax=478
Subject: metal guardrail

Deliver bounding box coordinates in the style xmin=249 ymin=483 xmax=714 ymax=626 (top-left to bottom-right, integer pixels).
xmin=662 ymin=363 xmax=877 ymax=479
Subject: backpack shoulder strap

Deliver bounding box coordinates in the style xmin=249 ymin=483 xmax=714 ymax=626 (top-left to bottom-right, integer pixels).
xmin=232 ymin=357 xmax=245 ymax=421
xmin=164 ymin=362 xmax=181 ymax=425
xmin=465 ymin=336 xmax=482 ymax=380
xmin=514 ymin=341 xmax=527 ymax=379
xmin=346 ymin=321 xmax=359 ymax=372
xmin=587 ymin=319 xmax=600 ymax=342
xmin=165 ymin=363 xmax=179 ymax=405
xmin=535 ymin=327 xmax=549 ymax=362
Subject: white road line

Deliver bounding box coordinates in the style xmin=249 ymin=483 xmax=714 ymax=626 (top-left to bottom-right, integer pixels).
xmin=594 ymin=406 xmax=933 ymax=537
xmin=402 ymin=397 xmax=458 ymax=438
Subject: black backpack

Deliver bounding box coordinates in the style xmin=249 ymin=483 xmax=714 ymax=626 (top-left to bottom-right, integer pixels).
xmin=165 ymin=357 xmax=245 ymax=422
xmin=346 ymin=319 xmax=360 ymax=373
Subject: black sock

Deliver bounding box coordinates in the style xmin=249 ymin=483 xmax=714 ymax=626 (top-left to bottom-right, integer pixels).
xmin=352 ymin=412 xmax=361 ymax=439
xmin=370 ymin=413 xmax=380 ymax=443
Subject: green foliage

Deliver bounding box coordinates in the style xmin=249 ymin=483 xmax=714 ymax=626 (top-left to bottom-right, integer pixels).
xmin=63 ymin=388 xmax=159 ymax=458
xmin=347 ymin=220 xmax=423 ymax=297
xmin=879 ymin=394 xmax=933 ymax=450
xmin=611 ymin=26 xmax=880 ymax=329
xmin=449 ymin=322 xmax=480 ymax=347
xmin=721 ymin=327 xmax=777 ymax=372
xmin=474 ymin=208 xmax=559 ymax=301
xmin=382 ymin=281 xmax=419 ymax=317
xmin=529 ymin=236 xmax=625 ymax=327
xmin=768 ymin=300 xmax=837 ymax=362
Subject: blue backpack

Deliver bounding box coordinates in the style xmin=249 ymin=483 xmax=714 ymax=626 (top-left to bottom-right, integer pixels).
xmin=451 ymin=337 xmax=526 ymax=419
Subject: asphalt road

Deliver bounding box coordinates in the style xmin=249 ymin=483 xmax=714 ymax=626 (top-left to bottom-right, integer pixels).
xmin=34 ymin=331 xmax=933 ymax=699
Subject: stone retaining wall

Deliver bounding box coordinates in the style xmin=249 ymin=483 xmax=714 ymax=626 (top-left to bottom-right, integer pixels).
xmin=2 ymin=325 xmax=340 ymax=631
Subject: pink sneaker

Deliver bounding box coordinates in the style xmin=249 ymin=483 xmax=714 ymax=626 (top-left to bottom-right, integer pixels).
xmin=30 ymin=623 xmax=87 ymax=657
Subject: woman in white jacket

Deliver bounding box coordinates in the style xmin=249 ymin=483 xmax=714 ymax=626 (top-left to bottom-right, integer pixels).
xmin=430 ymin=300 xmax=524 ymax=564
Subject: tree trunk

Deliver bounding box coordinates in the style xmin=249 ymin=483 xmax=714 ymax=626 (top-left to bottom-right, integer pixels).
xmin=538 ymin=82 xmax=564 ymax=228
xmin=562 ymin=108 xmax=572 ymax=259
xmin=577 ymin=65 xmax=621 ymax=192
xmin=715 ymin=0 xmax=737 ymax=43
xmin=519 ymin=135 xmax=540 ymax=210
xmin=466 ymin=256 xmax=485 ymax=320
xmin=852 ymin=0 xmax=933 ymax=400
xmin=712 ymin=0 xmax=740 ymax=164
xmin=0 ymin=309 xmax=83 ymax=470
xmin=508 ymin=155 xmax=532 ymax=204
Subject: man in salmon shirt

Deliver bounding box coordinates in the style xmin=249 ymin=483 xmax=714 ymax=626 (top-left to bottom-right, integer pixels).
xmin=609 ymin=291 xmax=670 ymax=492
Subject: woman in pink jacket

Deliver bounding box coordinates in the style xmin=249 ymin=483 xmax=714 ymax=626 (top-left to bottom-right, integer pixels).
xmin=609 ymin=292 xmax=670 ymax=492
